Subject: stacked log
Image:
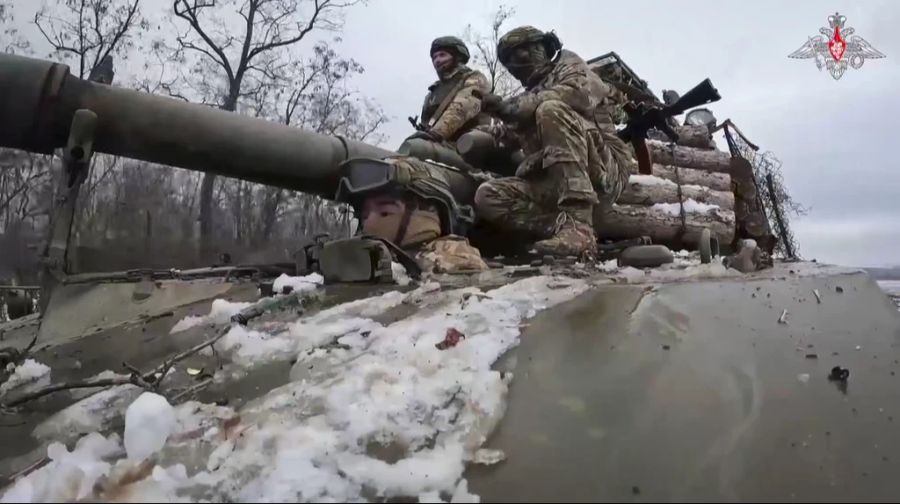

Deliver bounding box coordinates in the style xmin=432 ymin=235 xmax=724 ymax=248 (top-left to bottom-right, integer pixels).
xmin=618 ymin=175 xmax=733 ymax=208
xmin=627 ymin=163 xmax=730 ymax=192
xmin=647 ymin=141 xmax=731 ymax=173
xmin=597 ymin=141 xmax=737 ymax=248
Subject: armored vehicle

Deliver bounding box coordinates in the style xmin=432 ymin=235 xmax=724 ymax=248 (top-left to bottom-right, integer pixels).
xmin=0 ymin=51 xmax=898 ymax=502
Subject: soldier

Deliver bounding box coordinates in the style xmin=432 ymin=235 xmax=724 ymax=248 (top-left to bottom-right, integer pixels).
xmin=407 ymin=36 xmax=491 ymax=146
xmin=473 ymin=26 xmax=636 ymax=257
xmin=336 ymin=156 xmax=489 ymax=275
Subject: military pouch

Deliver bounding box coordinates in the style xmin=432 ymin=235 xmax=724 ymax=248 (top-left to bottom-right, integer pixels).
xmin=314 ymin=236 xmax=422 ymax=284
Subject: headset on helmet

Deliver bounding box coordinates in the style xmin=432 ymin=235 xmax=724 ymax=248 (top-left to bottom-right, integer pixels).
xmin=430 ymin=36 xmax=470 ymax=64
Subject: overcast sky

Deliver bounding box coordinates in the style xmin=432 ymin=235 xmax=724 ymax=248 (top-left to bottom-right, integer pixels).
xmin=9 ymin=0 xmax=900 ymax=267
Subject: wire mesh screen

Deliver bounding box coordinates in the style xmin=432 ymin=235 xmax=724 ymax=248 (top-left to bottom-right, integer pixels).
xmin=728 ymin=130 xmax=802 ymax=259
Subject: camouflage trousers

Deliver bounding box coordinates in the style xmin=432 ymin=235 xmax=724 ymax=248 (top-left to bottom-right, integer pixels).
xmin=475 ymin=99 xmax=632 ymax=236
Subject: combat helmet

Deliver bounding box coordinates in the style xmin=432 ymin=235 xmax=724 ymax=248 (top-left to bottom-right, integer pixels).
xmin=430 ymin=36 xmax=471 ymax=64
xmin=334 ymin=157 xmax=475 ymax=239
xmin=497 ymin=25 xmax=562 ymax=65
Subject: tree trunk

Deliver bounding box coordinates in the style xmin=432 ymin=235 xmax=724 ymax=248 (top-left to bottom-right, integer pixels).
xmin=261 ymin=187 xmax=283 ymax=242
xmin=648 ymin=141 xmax=731 ymax=173
xmin=628 ymin=163 xmax=731 ymax=192
xmin=198 ymin=172 xmax=216 ymax=260
xmin=595 ymin=203 xmax=735 ymax=247
xmin=619 ymin=175 xmax=734 ymax=209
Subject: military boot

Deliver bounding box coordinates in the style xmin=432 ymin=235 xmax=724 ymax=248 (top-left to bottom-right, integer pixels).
xmin=533 ymin=205 xmax=598 ymax=258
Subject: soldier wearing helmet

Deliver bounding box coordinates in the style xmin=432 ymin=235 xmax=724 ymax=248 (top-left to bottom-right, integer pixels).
xmin=474 ymin=26 xmax=636 ymax=258
xmin=407 ymin=36 xmax=491 ymax=145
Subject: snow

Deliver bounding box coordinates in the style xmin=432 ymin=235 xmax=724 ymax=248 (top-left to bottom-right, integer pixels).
xmin=878 ymin=280 xmax=900 ymax=297
xmin=651 ymin=198 xmax=721 ymax=216
xmin=272 ymin=272 xmax=324 ymax=295
xmin=0 ymin=359 xmax=51 ymax=397
xmin=124 ymin=393 xmax=176 ymax=462
xmin=0 ymin=432 xmax=121 ymax=503
xmin=629 ymin=174 xmax=676 ymax=187
xmin=392 ymin=261 xmax=412 ymax=286
xmin=33 ymin=385 xmax=143 ymax=444
xmin=170 ymin=299 xmax=253 ymax=334
xmin=172 ymin=275 xmax=326 ymax=334
xmin=6 ymin=276 xmax=589 ymax=502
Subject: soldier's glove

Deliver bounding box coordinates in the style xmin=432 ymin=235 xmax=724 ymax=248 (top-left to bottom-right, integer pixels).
xmin=407 ymin=129 xmax=443 ymax=143
xmin=477 ymin=92 xmax=520 ymax=123
xmin=514 ymin=152 xmax=543 ymax=179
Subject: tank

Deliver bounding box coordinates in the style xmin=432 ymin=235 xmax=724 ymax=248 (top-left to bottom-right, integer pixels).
xmin=1 ymin=53 xmax=899 ymax=502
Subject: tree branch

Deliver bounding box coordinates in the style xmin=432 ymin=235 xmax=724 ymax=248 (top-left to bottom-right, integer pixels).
xmin=173 ymin=0 xmax=235 ymax=82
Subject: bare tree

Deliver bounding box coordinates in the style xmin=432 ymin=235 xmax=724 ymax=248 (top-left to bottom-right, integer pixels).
xmin=1 ymin=1 xmax=30 ymax=54
xmin=34 ymin=0 xmax=146 ymax=79
xmin=462 ymin=4 xmax=521 ymax=99
xmin=168 ymin=0 xmax=363 ymax=258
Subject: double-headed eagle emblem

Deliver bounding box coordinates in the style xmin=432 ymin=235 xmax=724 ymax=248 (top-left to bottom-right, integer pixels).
xmin=789 ymin=12 xmax=885 ymax=80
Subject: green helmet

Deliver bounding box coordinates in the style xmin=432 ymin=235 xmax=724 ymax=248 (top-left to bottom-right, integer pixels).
xmin=497 ymin=25 xmax=561 ymax=64
xmin=430 ymin=36 xmax=470 ymax=64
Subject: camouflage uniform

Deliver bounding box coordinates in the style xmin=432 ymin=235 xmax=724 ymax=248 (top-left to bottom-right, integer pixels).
xmin=420 ymin=65 xmax=491 ymax=142
xmin=474 ymin=26 xmax=635 ymax=256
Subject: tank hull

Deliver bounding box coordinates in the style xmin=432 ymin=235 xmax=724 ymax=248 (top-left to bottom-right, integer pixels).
xmin=469 ymin=267 xmax=900 ymax=501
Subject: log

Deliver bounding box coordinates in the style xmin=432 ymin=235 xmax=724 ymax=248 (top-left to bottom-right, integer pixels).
xmin=647 ymin=124 xmax=716 ymax=149
xmin=673 ymin=124 xmax=716 ymax=149
xmin=648 ymin=141 xmax=731 ymax=173
xmin=595 ymin=204 xmax=736 ymax=247
xmin=619 ymin=175 xmax=734 ymax=210
xmin=627 ymin=163 xmax=731 ymax=192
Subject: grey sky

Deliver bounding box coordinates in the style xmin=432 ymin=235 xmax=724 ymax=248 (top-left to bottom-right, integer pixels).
xmin=9 ymin=0 xmax=900 ymax=266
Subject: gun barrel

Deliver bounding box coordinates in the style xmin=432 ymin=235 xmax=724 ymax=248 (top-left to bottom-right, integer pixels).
xmin=0 ymin=53 xmax=393 ymax=198
xmin=665 ymin=78 xmax=721 ymax=117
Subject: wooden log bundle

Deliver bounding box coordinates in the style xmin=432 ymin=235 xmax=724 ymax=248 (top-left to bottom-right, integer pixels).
xmin=619 ymin=175 xmax=734 ymax=209
xmin=604 ymin=139 xmax=737 ymax=249
xmin=596 ymin=204 xmax=736 ymax=246
xmin=647 ymin=141 xmax=731 ymax=173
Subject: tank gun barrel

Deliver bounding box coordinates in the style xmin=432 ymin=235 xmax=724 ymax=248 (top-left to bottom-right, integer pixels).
xmin=0 ymin=53 xmax=394 ymax=198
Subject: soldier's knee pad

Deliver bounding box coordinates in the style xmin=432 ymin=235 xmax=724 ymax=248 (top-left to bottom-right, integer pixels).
xmin=474 ymin=182 xmax=503 ymax=220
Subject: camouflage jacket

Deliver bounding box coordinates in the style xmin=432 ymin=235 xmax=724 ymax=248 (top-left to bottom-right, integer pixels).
xmin=514 ymin=50 xmax=620 ymax=128
xmin=420 ymin=65 xmax=491 ymax=141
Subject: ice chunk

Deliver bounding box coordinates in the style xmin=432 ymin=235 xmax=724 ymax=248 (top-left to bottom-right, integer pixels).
xmin=272 ymin=272 xmax=324 ymax=294
xmin=124 ymin=393 xmax=176 ymax=461
xmin=0 ymin=359 xmax=50 ymax=396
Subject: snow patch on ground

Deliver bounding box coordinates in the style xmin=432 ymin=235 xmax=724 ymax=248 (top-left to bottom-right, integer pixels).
xmin=1 ymin=359 xmax=51 ymax=397
xmin=6 ymin=275 xmax=588 ymax=502
xmin=652 ymin=198 xmax=721 ymax=216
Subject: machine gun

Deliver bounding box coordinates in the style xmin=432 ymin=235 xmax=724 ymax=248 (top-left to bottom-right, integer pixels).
xmin=616 ymin=78 xmax=721 ymax=174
